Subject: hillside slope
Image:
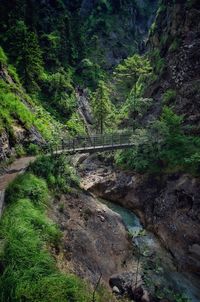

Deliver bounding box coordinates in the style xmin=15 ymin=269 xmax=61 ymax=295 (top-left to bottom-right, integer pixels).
xmin=0 ymin=48 xmax=64 ymax=161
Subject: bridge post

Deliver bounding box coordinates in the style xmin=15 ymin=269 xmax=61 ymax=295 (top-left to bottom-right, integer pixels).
xmin=84 ymin=137 xmax=86 ymax=151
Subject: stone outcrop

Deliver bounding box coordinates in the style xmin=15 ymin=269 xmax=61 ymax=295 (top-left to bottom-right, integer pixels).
xmin=80 ymin=156 xmax=200 ymax=273
xmin=145 ymin=1 xmax=200 ymax=133
xmin=49 ymin=189 xmax=138 ymax=286
xmin=0 ymin=131 xmax=10 ymax=161
xmin=0 ymin=65 xmax=45 ymax=162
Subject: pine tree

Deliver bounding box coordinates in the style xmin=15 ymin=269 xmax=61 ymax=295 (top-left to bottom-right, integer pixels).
xmin=5 ymin=21 xmax=43 ymax=92
xmin=114 ymin=54 xmax=152 ymax=97
xmin=114 ymin=54 xmax=152 ymax=125
xmin=93 ymin=80 xmax=112 ymax=134
xmin=21 ymin=31 xmax=44 ymax=91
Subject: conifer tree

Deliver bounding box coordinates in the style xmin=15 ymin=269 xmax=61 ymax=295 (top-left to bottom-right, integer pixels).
xmin=93 ymin=80 xmax=112 ymax=134
xmin=5 ymin=21 xmax=43 ymax=92
xmin=114 ymin=54 xmax=152 ymax=97
xmin=21 ymin=30 xmax=44 ymax=91
xmin=114 ymin=54 xmax=152 ymax=125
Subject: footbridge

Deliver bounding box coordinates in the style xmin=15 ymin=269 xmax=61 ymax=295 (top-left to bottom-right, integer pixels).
xmin=45 ymin=132 xmax=134 ymax=154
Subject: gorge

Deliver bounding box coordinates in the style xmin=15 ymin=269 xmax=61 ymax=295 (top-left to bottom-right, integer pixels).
xmin=0 ymin=1 xmax=200 ymax=302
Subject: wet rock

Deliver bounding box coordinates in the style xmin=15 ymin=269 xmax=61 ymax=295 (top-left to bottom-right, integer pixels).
xmin=99 ymin=215 xmax=105 ymax=222
xmin=50 ymin=191 xmax=136 ymax=285
xmin=132 ymin=286 xmax=144 ymax=301
xmin=189 ymin=244 xmax=200 ymax=259
xmin=109 ymin=272 xmax=143 ymax=298
xmin=81 ymin=158 xmax=200 ymax=273
xmin=112 ymin=286 xmax=120 ymax=294
xmin=141 ymin=289 xmax=150 ymax=302
xmin=0 ymin=131 xmax=10 ymax=161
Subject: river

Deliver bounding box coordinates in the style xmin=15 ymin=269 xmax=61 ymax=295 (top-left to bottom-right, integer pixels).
xmin=99 ymin=198 xmax=200 ymax=302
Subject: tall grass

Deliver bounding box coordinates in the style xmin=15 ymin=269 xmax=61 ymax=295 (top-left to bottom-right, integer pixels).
xmin=0 ymin=165 xmax=90 ymax=301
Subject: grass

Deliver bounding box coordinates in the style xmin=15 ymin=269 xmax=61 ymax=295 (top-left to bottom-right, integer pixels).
xmin=0 ymin=47 xmax=7 ymax=64
xmin=0 ymin=198 xmax=90 ymax=302
xmin=5 ymin=173 xmax=49 ymax=206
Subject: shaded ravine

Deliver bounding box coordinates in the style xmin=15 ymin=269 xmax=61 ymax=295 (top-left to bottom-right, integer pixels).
xmin=98 ymin=198 xmax=200 ymax=302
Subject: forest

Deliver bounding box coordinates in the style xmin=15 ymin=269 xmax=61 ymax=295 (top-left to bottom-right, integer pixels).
xmin=0 ymin=1 xmax=200 ymax=302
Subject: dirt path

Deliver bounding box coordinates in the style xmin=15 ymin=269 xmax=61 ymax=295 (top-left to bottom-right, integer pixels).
xmin=0 ymin=156 xmax=35 ymax=217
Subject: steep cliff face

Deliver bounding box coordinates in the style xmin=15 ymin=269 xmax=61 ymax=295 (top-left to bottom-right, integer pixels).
xmin=80 ymin=157 xmax=200 ymax=274
xmin=145 ymin=0 xmax=200 ymax=133
xmin=0 ymin=48 xmax=63 ymax=161
xmin=82 ymin=0 xmax=158 ymax=68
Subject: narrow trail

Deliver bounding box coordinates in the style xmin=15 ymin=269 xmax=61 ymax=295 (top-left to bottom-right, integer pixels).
xmin=0 ymin=156 xmax=35 ymax=217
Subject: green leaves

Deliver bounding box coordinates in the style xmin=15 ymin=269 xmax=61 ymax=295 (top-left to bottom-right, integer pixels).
xmin=5 ymin=173 xmax=49 ymax=207
xmin=116 ymin=107 xmax=200 ymax=174
xmin=114 ymin=54 xmax=152 ymax=88
xmin=92 ymin=80 xmax=113 ymax=133
xmin=0 ymin=47 xmax=7 ymax=64
xmin=5 ymin=21 xmax=44 ymax=92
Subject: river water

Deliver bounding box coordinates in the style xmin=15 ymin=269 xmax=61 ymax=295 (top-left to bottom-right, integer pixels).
xmin=99 ymin=198 xmax=200 ymax=302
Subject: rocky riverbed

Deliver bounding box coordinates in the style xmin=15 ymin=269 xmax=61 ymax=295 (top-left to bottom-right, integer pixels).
xmin=49 ymin=189 xmax=140 ymax=293
xmin=77 ymin=153 xmax=200 ymax=301
xmin=42 ymin=152 xmax=200 ymax=301
xmin=79 ymin=154 xmax=200 ymax=274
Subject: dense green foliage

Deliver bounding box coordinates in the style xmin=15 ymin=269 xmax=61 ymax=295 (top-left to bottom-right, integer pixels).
xmin=114 ymin=54 xmax=152 ymax=97
xmin=92 ymin=80 xmax=113 ymax=133
xmin=29 ymin=155 xmax=79 ymax=193
xmin=0 ymin=0 xmax=158 ymax=140
xmin=0 ymin=48 xmax=64 ymax=144
xmin=116 ymin=107 xmax=200 ymax=174
xmin=5 ymin=20 xmax=44 ymax=92
xmin=5 ymin=173 xmax=49 ymax=206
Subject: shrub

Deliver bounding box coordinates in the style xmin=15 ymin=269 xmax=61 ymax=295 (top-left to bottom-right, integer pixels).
xmin=29 ymin=155 xmax=79 ymax=192
xmin=66 ymin=112 xmax=86 ymax=136
xmin=163 ymin=89 xmax=176 ymax=104
xmin=169 ymin=39 xmax=181 ymax=52
xmin=149 ymin=49 xmax=165 ymax=75
xmin=6 ymin=173 xmax=49 ymax=206
xmin=0 ymin=47 xmax=7 ymax=64
xmin=184 ymin=152 xmax=200 ymax=175
xmin=8 ymin=64 xmax=20 ymax=84
xmin=116 ymin=107 xmax=200 ymax=174
xmin=15 ymin=144 xmax=26 ymax=157
xmin=27 ymin=143 xmax=40 ymax=155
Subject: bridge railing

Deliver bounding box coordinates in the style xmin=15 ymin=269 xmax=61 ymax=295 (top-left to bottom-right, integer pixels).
xmin=43 ymin=131 xmax=133 ymax=154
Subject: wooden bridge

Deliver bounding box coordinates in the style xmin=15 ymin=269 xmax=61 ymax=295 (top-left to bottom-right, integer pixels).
xmin=44 ymin=132 xmax=134 ymax=154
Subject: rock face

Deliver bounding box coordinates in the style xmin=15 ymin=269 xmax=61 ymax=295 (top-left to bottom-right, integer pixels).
xmin=80 ymin=156 xmax=200 ymax=273
xmin=49 ymin=189 xmax=138 ymax=286
xmin=0 ymin=131 xmax=10 ymax=161
xmin=0 ymin=65 xmax=45 ymax=161
xmin=109 ymin=271 xmax=144 ymax=299
xmin=145 ymin=0 xmax=200 ymax=133
xmin=82 ymin=0 xmax=158 ymax=68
